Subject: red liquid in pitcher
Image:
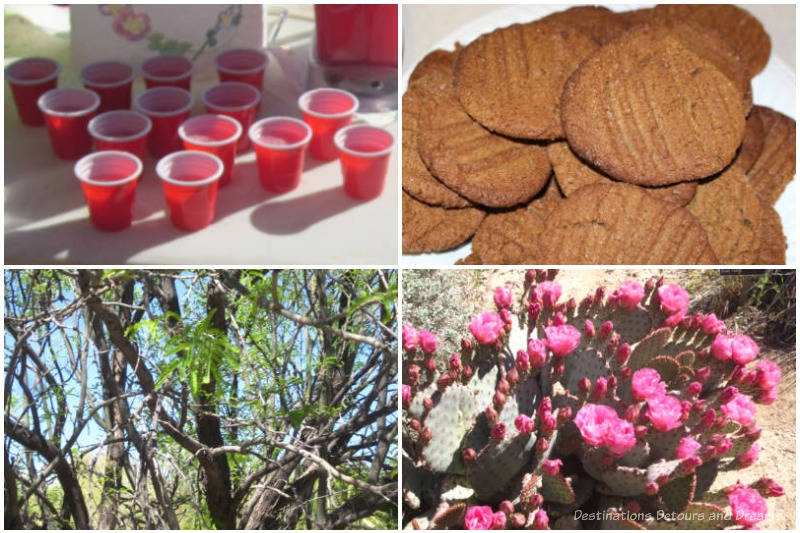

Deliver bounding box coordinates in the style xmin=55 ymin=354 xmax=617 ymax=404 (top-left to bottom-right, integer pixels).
xmin=314 ymin=4 xmax=398 ymax=68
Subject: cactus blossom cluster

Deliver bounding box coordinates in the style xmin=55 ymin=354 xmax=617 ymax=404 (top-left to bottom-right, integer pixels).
xmin=402 ymin=271 xmax=784 ymax=530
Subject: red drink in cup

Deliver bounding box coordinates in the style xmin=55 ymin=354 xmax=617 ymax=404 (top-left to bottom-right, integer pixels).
xmin=249 ymin=117 xmax=312 ymax=193
xmin=142 ymin=55 xmax=194 ymax=90
xmin=74 ymin=150 xmax=143 ymax=231
xmin=38 ymin=87 xmax=100 ymax=159
xmin=298 ymin=87 xmax=358 ymax=161
xmin=134 ymin=87 xmax=194 ymax=158
xmin=178 ymin=114 xmax=242 ymax=187
xmin=334 ymin=124 xmax=394 ymax=201
xmin=202 ymin=82 xmax=260 ymax=151
xmin=80 ymin=60 xmax=134 ymax=112
xmin=5 ymin=57 xmax=61 ymax=125
xmin=88 ymin=110 xmax=152 ymax=161
xmin=214 ymin=48 xmax=268 ymax=93
xmin=156 ymin=151 xmax=224 ymax=231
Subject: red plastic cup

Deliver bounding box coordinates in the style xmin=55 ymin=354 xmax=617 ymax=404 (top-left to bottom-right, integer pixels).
xmin=134 ymin=87 xmax=194 ymax=159
xmin=178 ymin=114 xmax=242 ymax=187
xmin=202 ymin=82 xmax=261 ymax=151
xmin=249 ymin=117 xmax=312 ymax=193
xmin=298 ymin=88 xmax=358 ymax=161
xmin=156 ymin=151 xmax=224 ymax=231
xmin=38 ymin=88 xmax=101 ymax=159
xmin=74 ymin=150 xmax=143 ymax=231
xmin=88 ymin=110 xmax=152 ymax=161
xmin=80 ymin=60 xmax=134 ymax=112
xmin=142 ymin=55 xmax=194 ymax=90
xmin=5 ymin=57 xmax=61 ymax=125
xmin=334 ymin=124 xmax=394 ymax=201
xmin=214 ymin=48 xmax=268 ymax=93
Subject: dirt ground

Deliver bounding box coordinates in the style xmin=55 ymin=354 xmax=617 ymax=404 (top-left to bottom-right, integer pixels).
xmin=404 ymin=268 xmax=796 ymax=529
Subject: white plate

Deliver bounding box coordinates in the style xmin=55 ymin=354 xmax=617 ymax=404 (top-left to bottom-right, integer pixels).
xmin=402 ymin=4 xmax=796 ymax=266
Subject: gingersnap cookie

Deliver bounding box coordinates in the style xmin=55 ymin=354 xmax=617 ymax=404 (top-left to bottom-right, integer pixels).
xmin=547 ymin=141 xmax=697 ymax=207
xmin=417 ymin=70 xmax=552 ymax=208
xmin=745 ymin=106 xmax=796 ymax=206
xmin=539 ymin=6 xmax=629 ymax=45
xmin=561 ymin=25 xmax=746 ymax=186
xmin=455 ymin=253 xmax=483 ymax=265
xmin=402 ymin=191 xmax=486 ymax=254
xmin=653 ymin=4 xmax=771 ymax=78
xmin=686 ymin=166 xmax=767 ymax=264
xmin=454 ymin=21 xmax=598 ymax=139
xmin=756 ymin=200 xmax=787 ymax=264
xmin=617 ymin=8 xmax=658 ymax=28
xmin=403 ymin=78 xmax=472 ymax=207
xmin=536 ymin=183 xmax=717 ymax=264
xmin=409 ymin=48 xmax=460 ymax=85
xmin=730 ymin=109 xmax=766 ymax=174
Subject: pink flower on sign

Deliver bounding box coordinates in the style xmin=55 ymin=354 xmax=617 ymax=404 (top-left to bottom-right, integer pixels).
xmin=676 ymin=436 xmax=701 ymax=459
xmin=731 ymin=334 xmax=759 ymax=365
xmin=710 ymin=333 xmax=733 ymax=361
xmin=736 ymin=443 xmax=760 ymax=467
xmin=618 ymin=281 xmax=645 ymax=310
xmin=534 ymin=281 xmax=562 ymax=309
xmin=701 ymin=313 xmax=725 ymax=335
xmin=401 ymin=384 xmax=411 ymax=406
xmin=604 ymin=417 xmax=636 ymax=457
xmin=755 ymin=360 xmax=781 ymax=390
xmin=494 ymin=286 xmax=513 ymax=309
xmin=418 ymin=330 xmax=437 ymax=354
xmin=464 ymin=506 xmax=494 ymax=530
xmin=728 ymin=487 xmax=767 ymax=527
xmin=721 ymin=392 xmax=756 ymax=426
xmin=542 ymin=459 xmax=563 ymax=476
xmin=469 ymin=312 xmax=505 ymax=345
xmin=402 ymin=324 xmax=418 ymax=351
xmin=657 ymin=284 xmax=689 ymax=315
xmin=632 ymin=368 xmax=667 ymax=401
xmin=544 ymin=325 xmax=581 ymax=357
xmin=646 ymin=394 xmax=683 ymax=432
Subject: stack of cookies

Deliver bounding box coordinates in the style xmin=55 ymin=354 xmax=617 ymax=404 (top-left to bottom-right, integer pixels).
xmin=402 ymin=4 xmax=795 ymax=264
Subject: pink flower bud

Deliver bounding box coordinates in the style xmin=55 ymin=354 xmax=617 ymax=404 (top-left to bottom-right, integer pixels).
xmin=701 ymin=409 xmax=716 ymax=428
xmin=497 ymin=378 xmax=510 ymax=394
xmin=401 ymin=384 xmax=411 ymax=406
xmin=616 ymin=343 xmax=631 ymax=364
xmin=420 ymin=426 xmax=432 ymax=443
xmin=461 ymin=337 xmax=473 ymax=351
xmin=410 ymin=419 xmax=420 ymax=431
xmin=599 ymin=320 xmax=614 ymax=338
xmin=515 ymin=414 xmax=535 ymax=434
xmin=485 ymin=406 xmax=498 ymax=424
xmin=491 ymin=422 xmax=506 ymax=440
xmin=528 ymin=301 xmax=542 ymax=321
xmin=536 ymin=437 xmax=549 ymax=453
xmin=701 ymin=445 xmax=717 ymax=460
xmin=619 ymin=366 xmax=632 ymax=381
xmin=423 ymin=397 xmax=433 ymax=410
xmin=746 ymin=425 xmax=762 ymax=441
xmin=686 ymin=381 xmax=702 ymax=397
xmin=756 ymin=387 xmax=778 ymax=405
xmin=607 ymin=375 xmax=618 ymax=390
xmin=681 ymin=456 xmax=703 ymax=471
xmin=584 ymin=319 xmax=595 ymax=337
xmin=498 ymin=500 xmax=514 ymax=517
xmin=507 ymin=367 xmax=519 ymax=386
xmin=542 ymin=459 xmax=563 ymax=476
xmin=695 ymin=366 xmax=711 ymax=382
xmin=462 ymin=447 xmax=477 ymax=463
xmin=635 ymin=425 xmax=648 ymax=439
xmin=491 ymin=511 xmax=506 ymax=530
xmin=552 ymin=312 xmax=566 ymax=327
xmin=462 ymin=364 xmax=473 ymax=380
xmin=644 ymin=482 xmax=659 ymax=495
xmin=720 ymin=385 xmax=739 ymax=404
xmin=540 ymin=413 xmax=557 ymax=434
xmin=591 ymin=377 xmax=608 ymax=400
xmin=580 ymin=296 xmax=593 ymax=309
xmin=493 ymin=391 xmax=506 ymax=409
xmin=437 ymin=373 xmax=453 ymax=391
xmin=494 ymin=339 xmax=504 ymax=352
xmin=607 ymin=290 xmax=620 ymax=308
xmin=538 ymin=397 xmax=552 ymax=417
xmin=494 ymin=286 xmax=513 ymax=309
xmin=624 ymin=404 xmax=640 ymax=423
xmin=516 ymin=350 xmax=530 ymax=372
xmin=529 ymin=493 xmax=543 ymax=509
xmin=578 ymin=377 xmax=591 ymax=394
xmin=730 ymin=365 xmax=745 ymax=384
xmin=595 ymin=286 xmax=606 ymax=302
xmin=528 ymin=339 xmax=547 ymax=369
xmin=755 ymin=478 xmax=784 ymax=498
xmin=449 ymin=353 xmax=462 ymax=372
xmin=511 ymin=513 xmax=526 ymax=529
xmin=407 ymin=365 xmax=420 ymax=385
xmin=534 ymin=281 xmax=562 ymax=310
xmin=557 ymin=407 xmax=573 ymax=425
xmin=552 ymin=359 xmax=565 ymax=377
xmin=716 ymin=437 xmax=733 ymax=455
xmin=533 ymin=509 xmax=549 ymax=530
xmin=500 ymin=308 xmax=512 ymax=326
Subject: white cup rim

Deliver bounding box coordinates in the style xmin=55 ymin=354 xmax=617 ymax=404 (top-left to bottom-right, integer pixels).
xmin=37 ymin=88 xmax=101 ymax=118
xmin=80 ymin=60 xmax=135 ymax=88
xmin=5 ymin=57 xmax=61 ymax=86
xmin=156 ymin=150 xmax=224 ymax=187
xmin=298 ymin=87 xmax=359 ymax=119
xmin=88 ymin=110 xmax=153 ymax=142
xmin=334 ymin=124 xmax=395 ymax=158
xmin=201 ymin=81 xmax=261 ymax=112
xmin=248 ymin=116 xmax=313 ymax=151
xmin=178 ymin=114 xmax=243 ymax=147
xmin=142 ymin=55 xmax=194 ymax=82
xmin=214 ymin=48 xmax=268 ymax=75
xmin=74 ymin=150 xmax=143 ymax=187
xmin=134 ymin=87 xmax=194 ymax=117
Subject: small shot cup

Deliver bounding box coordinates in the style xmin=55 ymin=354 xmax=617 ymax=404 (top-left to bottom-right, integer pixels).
xmin=37 ymin=87 xmax=101 ymax=159
xmin=74 ymin=150 xmax=143 ymax=231
xmin=178 ymin=114 xmax=242 ymax=187
xmin=248 ymin=117 xmax=312 ymax=194
xmin=298 ymin=87 xmax=358 ymax=161
xmin=142 ymin=55 xmax=194 ymax=91
xmin=80 ymin=60 xmax=135 ymax=112
xmin=156 ymin=150 xmax=224 ymax=231
xmin=88 ymin=110 xmax=152 ymax=161
xmin=334 ymin=124 xmax=394 ymax=201
xmin=214 ymin=48 xmax=268 ymax=93
xmin=202 ymin=81 xmax=261 ymax=151
xmin=5 ymin=57 xmax=61 ymax=125
xmin=134 ymin=86 xmax=194 ymax=159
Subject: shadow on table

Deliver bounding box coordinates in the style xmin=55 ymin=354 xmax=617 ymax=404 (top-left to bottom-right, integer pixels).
xmin=250 ymin=186 xmax=361 ymax=235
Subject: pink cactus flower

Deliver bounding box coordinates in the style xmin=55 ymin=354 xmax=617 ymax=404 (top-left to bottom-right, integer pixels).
xmin=755 ymin=477 xmax=784 ymax=497
xmin=491 ymin=422 xmax=506 ymax=440
xmin=728 ymin=486 xmax=767 ymax=527
xmin=731 ymin=334 xmax=759 ymax=365
xmin=757 ymin=387 xmax=778 ymax=405
xmin=542 ymin=459 xmax=563 ymax=476
xmin=527 ymin=339 xmax=547 ymax=368
xmin=533 ymin=509 xmax=549 ymax=530
xmin=514 ymin=414 xmax=535 ymax=434
xmin=604 ymin=417 xmax=636 ymax=456
xmin=737 ymin=442 xmax=760 ymax=467
xmin=721 ymin=391 xmax=756 ymax=426
xmin=646 ymin=394 xmax=683 ymax=432
xmin=710 ymin=333 xmax=733 ymax=361
xmin=716 ymin=437 xmax=733 ymax=455
xmin=494 ymin=286 xmax=513 ymax=309
xmin=540 ymin=413 xmax=558 ymax=433
xmin=618 ymin=281 xmax=645 ymax=310
xmin=402 ymin=324 xmax=419 ymax=351
xmin=534 ymin=281 xmax=562 ymax=309
xmin=701 ymin=313 xmax=725 ymax=335
xmin=632 ymin=368 xmax=667 ymax=401
xmin=676 ymin=436 xmax=701 ymax=459
xmin=657 ymin=284 xmax=689 ymax=315
xmin=664 ymin=311 xmax=687 ymax=327
xmin=575 ymin=404 xmax=617 ymax=446
xmin=469 ymin=312 xmax=505 ymax=345
xmin=544 ymin=325 xmax=581 ymax=357
xmin=755 ymin=359 xmax=781 ymax=390
xmin=499 ymin=308 xmax=512 ymax=325
xmin=401 ymin=384 xmax=411 ymax=406
xmin=465 ymin=505 xmax=494 ymax=530
xmin=418 ymin=330 xmax=437 ymax=354
xmin=516 ymin=350 xmax=531 ymax=372
xmin=491 ymin=511 xmax=506 ymax=530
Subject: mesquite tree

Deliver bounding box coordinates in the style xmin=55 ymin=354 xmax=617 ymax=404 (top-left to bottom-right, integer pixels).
xmin=4 ymin=269 xmax=397 ymax=529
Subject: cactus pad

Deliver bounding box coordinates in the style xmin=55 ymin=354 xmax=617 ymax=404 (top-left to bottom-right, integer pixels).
xmin=469 ymin=432 xmax=536 ymax=502
xmin=541 ymin=473 xmax=577 ymax=504
xmin=422 ymin=384 xmax=477 ymax=472
xmin=561 ymin=345 xmax=609 ymax=394
xmin=658 ymin=472 xmax=696 ymax=513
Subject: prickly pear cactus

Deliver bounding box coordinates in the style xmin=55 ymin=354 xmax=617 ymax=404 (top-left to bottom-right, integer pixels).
xmin=402 ymin=270 xmax=785 ymax=530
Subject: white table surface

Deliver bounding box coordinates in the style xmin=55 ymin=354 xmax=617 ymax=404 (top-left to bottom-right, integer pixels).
xmin=4 ymin=7 xmax=398 ymax=265
xmin=402 ymin=4 xmax=796 ymax=267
